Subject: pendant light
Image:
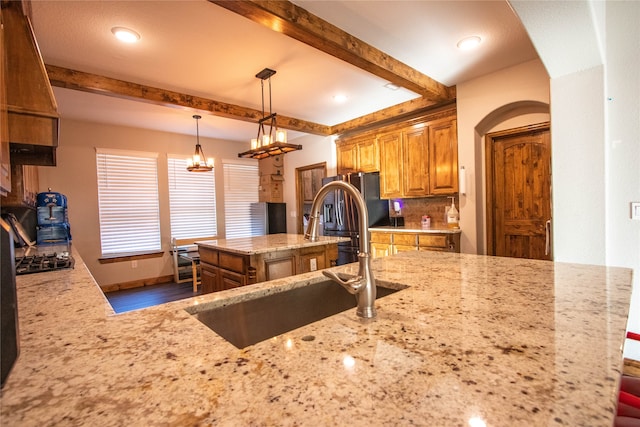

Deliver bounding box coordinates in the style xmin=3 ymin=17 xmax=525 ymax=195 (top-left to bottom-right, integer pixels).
xmin=238 ymin=68 xmax=302 ymax=160
xmin=187 ymin=115 xmax=213 ymax=172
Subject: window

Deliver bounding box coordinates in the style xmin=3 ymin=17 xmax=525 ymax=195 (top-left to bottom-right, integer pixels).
xmin=96 ymin=149 xmax=161 ymax=256
xmin=223 ymin=160 xmax=259 ymax=239
xmin=167 ymin=155 xmax=217 ymax=239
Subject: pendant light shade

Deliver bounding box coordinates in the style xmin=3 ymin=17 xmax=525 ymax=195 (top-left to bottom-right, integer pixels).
xmin=187 ymin=115 xmax=213 ymax=172
xmin=238 ymin=68 xmax=301 ymax=160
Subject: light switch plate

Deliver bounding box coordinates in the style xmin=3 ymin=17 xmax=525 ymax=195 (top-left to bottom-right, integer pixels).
xmin=632 ymin=202 xmax=640 ymax=220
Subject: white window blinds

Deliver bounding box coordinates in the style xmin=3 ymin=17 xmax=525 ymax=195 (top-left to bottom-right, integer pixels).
xmin=168 ymin=156 xmax=217 ymax=239
xmin=96 ymin=149 xmax=161 ymax=256
xmin=223 ymin=160 xmax=259 ymax=239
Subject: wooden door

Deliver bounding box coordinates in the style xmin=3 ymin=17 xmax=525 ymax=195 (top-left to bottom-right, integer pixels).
xmin=378 ymin=130 xmax=403 ymax=198
xmin=487 ymin=123 xmax=551 ymax=260
xmin=428 ymin=118 xmax=458 ymax=195
xmin=403 ymin=127 xmax=429 ymax=197
xmin=296 ymin=163 xmax=327 ymax=233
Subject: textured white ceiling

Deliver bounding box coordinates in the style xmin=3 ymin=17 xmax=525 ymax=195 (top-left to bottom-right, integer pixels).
xmin=30 ymin=0 xmax=539 ymax=143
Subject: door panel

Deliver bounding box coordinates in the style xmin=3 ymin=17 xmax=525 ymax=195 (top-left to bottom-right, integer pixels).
xmin=489 ymin=125 xmax=551 ymax=260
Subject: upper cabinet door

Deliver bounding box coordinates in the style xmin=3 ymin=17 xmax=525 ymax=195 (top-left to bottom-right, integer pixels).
xmin=356 ymin=137 xmax=379 ymax=172
xmin=336 ymin=142 xmax=357 ymax=174
xmin=378 ymin=130 xmax=403 ymax=199
xmin=402 ymin=126 xmax=429 ymax=197
xmin=428 ymin=118 xmax=458 ymax=195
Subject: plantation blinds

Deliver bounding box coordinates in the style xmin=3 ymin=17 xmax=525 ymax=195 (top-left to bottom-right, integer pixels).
xmin=96 ymin=149 xmax=161 ymax=256
xmin=167 ymin=155 xmax=217 ymax=239
xmin=223 ymin=160 xmax=259 ymax=239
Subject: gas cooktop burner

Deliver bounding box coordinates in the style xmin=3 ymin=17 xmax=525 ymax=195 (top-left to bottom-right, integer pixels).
xmin=15 ymin=252 xmax=75 ymax=275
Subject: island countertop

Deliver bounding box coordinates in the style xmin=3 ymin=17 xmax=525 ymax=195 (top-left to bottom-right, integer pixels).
xmin=0 ymin=247 xmax=633 ymax=426
xmin=196 ymin=233 xmax=349 ymax=255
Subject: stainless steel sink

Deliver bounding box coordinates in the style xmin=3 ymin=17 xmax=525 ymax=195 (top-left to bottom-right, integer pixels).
xmin=190 ymin=279 xmax=404 ymax=349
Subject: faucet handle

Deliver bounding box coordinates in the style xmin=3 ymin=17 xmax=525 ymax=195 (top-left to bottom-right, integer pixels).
xmin=322 ymin=271 xmax=364 ymax=294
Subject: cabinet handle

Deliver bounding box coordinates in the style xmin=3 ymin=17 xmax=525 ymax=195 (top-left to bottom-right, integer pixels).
xmin=545 ymin=220 xmax=552 ymax=256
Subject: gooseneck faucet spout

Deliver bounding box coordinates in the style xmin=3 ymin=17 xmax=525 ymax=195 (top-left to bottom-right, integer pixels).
xmin=304 ymin=180 xmax=377 ymax=318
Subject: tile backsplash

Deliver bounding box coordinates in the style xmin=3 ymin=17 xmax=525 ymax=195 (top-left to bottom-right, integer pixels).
xmin=387 ymin=196 xmax=459 ymax=229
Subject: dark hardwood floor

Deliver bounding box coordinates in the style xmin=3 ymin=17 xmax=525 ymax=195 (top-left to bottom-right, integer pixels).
xmin=105 ymin=281 xmax=201 ymax=313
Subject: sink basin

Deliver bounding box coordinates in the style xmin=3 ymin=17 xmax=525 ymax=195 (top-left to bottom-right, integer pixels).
xmin=190 ymin=279 xmax=404 ymax=349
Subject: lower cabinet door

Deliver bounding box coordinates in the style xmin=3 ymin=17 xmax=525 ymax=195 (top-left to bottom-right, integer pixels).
xmin=220 ymin=268 xmax=247 ymax=290
xmin=201 ymin=263 xmax=219 ymax=294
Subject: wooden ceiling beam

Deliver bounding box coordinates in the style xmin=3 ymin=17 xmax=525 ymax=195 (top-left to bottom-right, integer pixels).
xmin=45 ymin=65 xmax=331 ymax=136
xmin=330 ymin=97 xmax=457 ymax=136
xmin=210 ymin=0 xmax=454 ymax=102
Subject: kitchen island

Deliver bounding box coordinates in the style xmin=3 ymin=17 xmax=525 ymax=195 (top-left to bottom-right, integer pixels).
xmin=0 ymin=247 xmax=633 ymax=426
xmin=196 ymin=234 xmax=348 ymax=293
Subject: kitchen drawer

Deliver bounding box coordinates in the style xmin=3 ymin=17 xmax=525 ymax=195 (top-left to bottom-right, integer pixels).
xmin=370 ymin=232 xmax=392 ymax=244
xmin=393 ymin=233 xmax=418 ymax=247
xmin=418 ymin=234 xmax=448 ymax=248
xmin=199 ymin=248 xmax=219 ymax=265
xmin=219 ymin=251 xmax=247 ymax=274
xmin=393 ymin=244 xmax=418 ymax=254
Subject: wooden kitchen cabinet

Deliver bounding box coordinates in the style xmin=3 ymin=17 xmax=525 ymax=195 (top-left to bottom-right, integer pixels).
xmin=371 ymin=230 xmax=461 ymax=258
xmin=1 ymin=164 xmax=38 ymax=207
xmin=418 ymin=233 xmax=460 ymax=252
xmin=378 ymin=130 xmax=403 ymax=198
xmin=336 ymin=141 xmax=357 ymax=174
xmin=402 ymin=127 xmax=430 ymax=197
xmin=341 ymin=108 xmax=458 ymax=199
xmin=198 ymin=240 xmax=340 ymax=294
xmin=379 ymin=125 xmax=429 ymax=199
xmin=370 ymin=231 xmax=393 ymax=259
xmin=336 ymin=133 xmax=378 ymax=174
xmin=392 ymin=233 xmax=419 ymax=254
xmin=428 ymin=118 xmax=458 ymax=195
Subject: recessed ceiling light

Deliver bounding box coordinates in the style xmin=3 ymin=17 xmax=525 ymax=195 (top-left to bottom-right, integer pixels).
xmin=333 ymin=94 xmax=348 ymax=103
xmin=457 ymin=36 xmax=481 ymax=50
xmin=384 ymin=83 xmax=400 ymax=91
xmin=111 ymin=27 xmax=140 ymax=44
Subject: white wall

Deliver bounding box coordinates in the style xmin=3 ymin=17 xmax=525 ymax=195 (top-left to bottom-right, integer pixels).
xmin=38 ymin=118 xmax=246 ymax=287
xmin=282 ymin=134 xmax=337 ymax=234
xmin=456 ymin=59 xmax=551 ymax=254
xmin=513 ymin=0 xmax=640 ymax=359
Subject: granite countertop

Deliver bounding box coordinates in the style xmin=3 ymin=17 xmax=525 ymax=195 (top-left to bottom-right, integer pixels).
xmin=0 ymin=247 xmax=632 ymax=426
xmin=196 ymin=233 xmax=349 ymax=255
xmin=370 ymin=225 xmax=462 ymax=234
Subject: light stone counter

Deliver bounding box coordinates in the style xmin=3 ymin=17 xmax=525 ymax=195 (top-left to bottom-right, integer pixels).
xmin=0 ymin=247 xmax=633 ymax=426
xmin=370 ymin=225 xmax=462 ymax=234
xmin=196 ymin=233 xmax=349 ymax=255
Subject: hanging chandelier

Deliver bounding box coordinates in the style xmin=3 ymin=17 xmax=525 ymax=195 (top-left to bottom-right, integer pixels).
xmin=238 ymin=68 xmax=302 ymax=160
xmin=187 ymin=114 xmax=213 ymax=172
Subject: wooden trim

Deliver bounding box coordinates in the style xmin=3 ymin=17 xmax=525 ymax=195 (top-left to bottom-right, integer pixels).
xmin=333 ymin=100 xmax=457 ymax=138
xmin=98 ymin=251 xmax=163 ymax=264
xmin=46 ymin=65 xmax=331 ymax=136
xmin=210 ymin=0 xmax=453 ymax=102
xmin=100 ymin=274 xmax=174 ymax=292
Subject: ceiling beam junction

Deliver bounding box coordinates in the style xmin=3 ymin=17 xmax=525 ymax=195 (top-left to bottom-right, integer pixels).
xmin=210 ymin=0 xmax=454 ymax=102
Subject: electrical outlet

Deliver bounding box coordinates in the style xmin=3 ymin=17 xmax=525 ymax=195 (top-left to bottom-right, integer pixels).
xmin=309 ymin=258 xmax=317 ymax=271
xmin=632 ymin=202 xmax=640 ymax=220
xmin=131 ymin=260 xmax=138 ymax=268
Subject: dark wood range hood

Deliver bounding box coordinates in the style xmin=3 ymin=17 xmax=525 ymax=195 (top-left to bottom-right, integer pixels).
xmin=3 ymin=0 xmax=59 ymax=166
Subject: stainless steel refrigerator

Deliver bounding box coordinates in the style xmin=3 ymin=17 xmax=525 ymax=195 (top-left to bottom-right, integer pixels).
xmin=250 ymin=202 xmax=287 ymax=235
xmin=321 ymin=172 xmax=389 ymax=265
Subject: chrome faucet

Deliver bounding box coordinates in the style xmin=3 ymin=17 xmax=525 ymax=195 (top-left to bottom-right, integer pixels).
xmin=304 ymin=180 xmax=377 ymax=318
